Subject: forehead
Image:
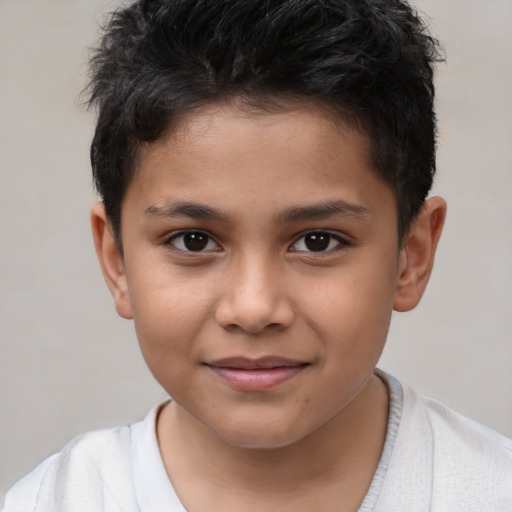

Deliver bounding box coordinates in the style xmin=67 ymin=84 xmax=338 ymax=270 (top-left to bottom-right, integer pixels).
xmin=123 ymin=103 xmax=395 ymax=227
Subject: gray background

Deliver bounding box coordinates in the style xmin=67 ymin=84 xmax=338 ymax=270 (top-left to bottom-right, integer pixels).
xmin=1 ymin=0 xmax=511 ymax=499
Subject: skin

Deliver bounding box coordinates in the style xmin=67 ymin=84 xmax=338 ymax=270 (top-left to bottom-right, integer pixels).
xmin=92 ymin=104 xmax=446 ymax=511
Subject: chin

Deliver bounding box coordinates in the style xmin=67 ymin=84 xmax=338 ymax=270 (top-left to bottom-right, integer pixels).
xmin=210 ymin=419 xmax=309 ymax=450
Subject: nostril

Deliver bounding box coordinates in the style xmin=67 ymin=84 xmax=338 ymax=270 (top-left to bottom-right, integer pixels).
xmin=214 ymin=297 xmax=294 ymax=334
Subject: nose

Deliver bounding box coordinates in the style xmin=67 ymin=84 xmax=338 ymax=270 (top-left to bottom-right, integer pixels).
xmin=214 ymin=254 xmax=294 ymax=334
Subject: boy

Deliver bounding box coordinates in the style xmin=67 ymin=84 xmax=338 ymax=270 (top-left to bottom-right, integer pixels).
xmin=3 ymin=0 xmax=512 ymax=510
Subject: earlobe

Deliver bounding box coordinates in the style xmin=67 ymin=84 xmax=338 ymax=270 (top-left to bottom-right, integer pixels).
xmin=393 ymin=197 xmax=447 ymax=312
xmin=90 ymin=203 xmax=133 ymax=319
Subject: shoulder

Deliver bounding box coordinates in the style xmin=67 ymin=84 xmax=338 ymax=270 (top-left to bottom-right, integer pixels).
xmin=404 ymin=383 xmax=512 ymax=466
xmin=380 ymin=376 xmax=512 ymax=512
xmin=3 ymin=424 xmax=139 ymax=512
xmin=416 ymin=388 xmax=512 ymax=509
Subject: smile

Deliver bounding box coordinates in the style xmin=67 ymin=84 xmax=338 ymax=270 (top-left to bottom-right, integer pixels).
xmin=205 ymin=357 xmax=309 ymax=391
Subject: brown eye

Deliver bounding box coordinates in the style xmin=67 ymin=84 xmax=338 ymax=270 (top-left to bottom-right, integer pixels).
xmin=183 ymin=232 xmax=208 ymax=251
xmin=168 ymin=231 xmax=220 ymax=252
xmin=291 ymin=231 xmax=347 ymax=253
xmin=304 ymin=232 xmax=331 ymax=252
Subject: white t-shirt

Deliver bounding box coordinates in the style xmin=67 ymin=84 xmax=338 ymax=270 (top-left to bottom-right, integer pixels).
xmin=3 ymin=372 xmax=512 ymax=512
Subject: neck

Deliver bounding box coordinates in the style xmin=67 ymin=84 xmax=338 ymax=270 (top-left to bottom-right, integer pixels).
xmin=157 ymin=374 xmax=388 ymax=511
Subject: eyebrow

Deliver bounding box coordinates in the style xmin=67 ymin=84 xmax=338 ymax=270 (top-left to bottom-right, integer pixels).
xmin=144 ymin=201 xmax=229 ymax=222
xmin=276 ymin=200 xmax=370 ymax=223
xmin=144 ymin=199 xmax=369 ymax=224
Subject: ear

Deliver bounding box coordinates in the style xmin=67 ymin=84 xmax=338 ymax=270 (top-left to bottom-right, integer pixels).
xmin=90 ymin=202 xmax=133 ymax=319
xmin=393 ymin=196 xmax=447 ymax=312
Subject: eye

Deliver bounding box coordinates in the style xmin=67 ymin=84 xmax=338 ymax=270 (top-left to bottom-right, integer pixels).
xmin=167 ymin=230 xmax=220 ymax=252
xmin=290 ymin=231 xmax=347 ymax=253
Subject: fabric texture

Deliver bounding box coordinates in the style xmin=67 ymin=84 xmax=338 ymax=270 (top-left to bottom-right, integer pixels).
xmin=3 ymin=372 xmax=512 ymax=512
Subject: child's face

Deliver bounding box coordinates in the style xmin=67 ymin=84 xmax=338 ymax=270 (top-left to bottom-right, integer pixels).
xmin=107 ymin=104 xmax=406 ymax=448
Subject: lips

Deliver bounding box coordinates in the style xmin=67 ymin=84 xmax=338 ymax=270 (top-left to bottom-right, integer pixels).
xmin=205 ymin=357 xmax=308 ymax=391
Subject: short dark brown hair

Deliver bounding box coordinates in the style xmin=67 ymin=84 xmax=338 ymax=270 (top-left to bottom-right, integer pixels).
xmin=87 ymin=0 xmax=442 ymax=244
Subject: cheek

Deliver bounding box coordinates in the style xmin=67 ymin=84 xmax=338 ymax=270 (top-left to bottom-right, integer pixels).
xmin=127 ymin=272 xmax=214 ymax=368
xmin=299 ymin=257 xmax=397 ymax=355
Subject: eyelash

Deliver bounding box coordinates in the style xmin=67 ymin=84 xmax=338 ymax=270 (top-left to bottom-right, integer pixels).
xmin=164 ymin=230 xmax=350 ymax=255
xmin=290 ymin=231 xmax=350 ymax=254
xmin=165 ymin=230 xmax=221 ymax=253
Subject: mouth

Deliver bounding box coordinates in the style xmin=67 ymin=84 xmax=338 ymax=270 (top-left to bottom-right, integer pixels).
xmin=205 ymin=357 xmax=309 ymax=391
